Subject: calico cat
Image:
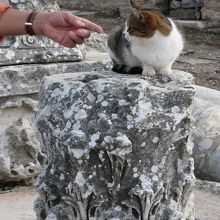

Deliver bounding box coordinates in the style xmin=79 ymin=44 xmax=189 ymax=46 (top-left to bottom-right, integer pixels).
xmin=108 ymin=26 xmax=142 ymax=74
xmin=108 ymin=0 xmax=184 ymax=76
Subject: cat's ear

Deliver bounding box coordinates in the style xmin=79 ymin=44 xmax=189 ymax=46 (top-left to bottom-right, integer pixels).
xmin=130 ymin=0 xmax=143 ymax=19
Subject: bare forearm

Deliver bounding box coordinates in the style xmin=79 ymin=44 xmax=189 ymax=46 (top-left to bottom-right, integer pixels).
xmin=0 ymin=8 xmax=48 ymax=37
xmin=0 ymin=7 xmax=103 ymax=48
xmin=0 ymin=9 xmax=31 ymax=36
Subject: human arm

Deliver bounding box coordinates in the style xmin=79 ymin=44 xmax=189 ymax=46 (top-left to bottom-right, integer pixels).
xmin=0 ymin=7 xmax=103 ymax=48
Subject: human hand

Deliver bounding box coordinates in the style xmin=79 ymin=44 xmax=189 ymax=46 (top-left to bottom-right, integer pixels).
xmin=33 ymin=11 xmax=103 ymax=48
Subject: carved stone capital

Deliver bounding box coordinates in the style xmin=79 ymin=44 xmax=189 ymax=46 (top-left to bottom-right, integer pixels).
xmin=34 ymin=71 xmax=195 ymax=219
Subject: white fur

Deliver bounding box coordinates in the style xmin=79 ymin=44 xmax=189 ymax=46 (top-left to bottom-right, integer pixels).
xmin=124 ymin=19 xmax=184 ymax=76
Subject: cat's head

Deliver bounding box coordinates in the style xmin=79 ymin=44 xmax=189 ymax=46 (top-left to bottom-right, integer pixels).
xmin=126 ymin=0 xmax=172 ymax=38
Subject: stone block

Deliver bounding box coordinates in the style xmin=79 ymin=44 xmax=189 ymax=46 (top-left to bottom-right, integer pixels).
xmin=191 ymin=98 xmax=220 ymax=182
xmin=201 ymin=8 xmax=220 ymax=23
xmin=182 ymin=0 xmax=204 ymax=9
xmin=0 ymin=36 xmax=85 ymax=66
xmin=170 ymin=0 xmax=182 ymax=9
xmin=0 ymin=60 xmax=111 ymax=98
xmin=201 ymin=0 xmax=220 ymax=23
xmin=169 ymin=8 xmax=197 ymax=20
xmin=34 ymin=71 xmax=195 ymax=219
xmin=204 ymin=0 xmax=220 ymax=10
xmin=0 ymin=117 xmax=46 ymax=183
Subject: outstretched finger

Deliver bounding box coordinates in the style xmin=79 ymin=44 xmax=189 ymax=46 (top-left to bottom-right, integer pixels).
xmin=80 ymin=17 xmax=103 ymax=33
xmin=64 ymin=12 xmax=86 ymax=29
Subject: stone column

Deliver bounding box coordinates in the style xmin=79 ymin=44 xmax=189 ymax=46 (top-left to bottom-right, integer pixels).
xmin=34 ymin=71 xmax=195 ymax=220
xmin=201 ymin=0 xmax=220 ymax=27
xmin=0 ymin=0 xmax=84 ymax=66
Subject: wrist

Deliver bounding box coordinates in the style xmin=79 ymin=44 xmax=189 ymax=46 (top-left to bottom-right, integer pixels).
xmin=32 ymin=12 xmax=48 ymax=36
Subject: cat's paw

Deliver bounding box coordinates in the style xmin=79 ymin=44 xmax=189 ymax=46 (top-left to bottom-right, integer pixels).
xmin=142 ymin=64 xmax=156 ymax=76
xmin=158 ymin=68 xmax=172 ymax=76
xmin=142 ymin=68 xmax=156 ymax=76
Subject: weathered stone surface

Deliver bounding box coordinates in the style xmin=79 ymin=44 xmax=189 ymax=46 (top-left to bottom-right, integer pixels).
xmin=0 ymin=36 xmax=85 ymax=66
xmin=84 ymin=33 xmax=108 ymax=53
xmin=170 ymin=0 xmax=182 ymax=9
xmin=204 ymin=0 xmax=220 ymax=10
xmin=1 ymin=41 xmax=84 ymax=65
xmin=169 ymin=8 xmax=199 ymax=20
xmin=0 ymin=60 xmax=111 ymax=97
xmin=196 ymin=179 xmax=220 ymax=195
xmin=0 ymin=117 xmax=46 ymax=182
xmin=175 ymin=20 xmax=208 ymax=30
xmin=201 ymin=8 xmax=220 ymax=24
xmin=201 ymin=0 xmax=220 ymax=24
xmin=195 ymin=85 xmax=220 ymax=106
xmin=8 ymin=0 xmax=60 ymax=11
xmin=181 ymin=0 xmax=204 ymax=9
xmin=0 ymin=58 xmax=111 ymax=183
xmin=206 ymin=27 xmax=220 ymax=34
xmin=58 ymin=0 xmax=159 ymax=18
xmin=191 ymin=86 xmax=220 ymax=182
xmin=0 ymin=94 xmax=45 ymax=183
xmin=190 ymin=98 xmax=220 ymax=182
xmin=59 ymin=0 xmax=206 ymax=20
xmin=0 ymin=17 xmax=111 ymax=185
xmin=0 ymin=96 xmax=39 ymax=167
xmin=34 ymin=71 xmax=195 ymax=220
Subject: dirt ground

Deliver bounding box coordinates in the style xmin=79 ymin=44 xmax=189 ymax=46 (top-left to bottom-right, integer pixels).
xmin=82 ymin=14 xmax=220 ymax=91
xmin=0 ymin=186 xmax=220 ymax=220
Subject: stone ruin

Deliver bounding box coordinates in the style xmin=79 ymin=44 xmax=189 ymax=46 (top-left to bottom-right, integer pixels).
xmin=34 ymin=71 xmax=195 ymax=220
xmin=58 ymin=0 xmax=219 ymax=21
xmin=0 ymin=0 xmax=76 ymax=185
xmin=0 ymin=0 xmax=111 ymax=185
xmin=0 ymin=0 xmax=220 ymax=219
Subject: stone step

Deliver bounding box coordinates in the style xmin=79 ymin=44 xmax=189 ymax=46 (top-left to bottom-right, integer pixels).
xmin=0 ymin=60 xmax=112 ymax=98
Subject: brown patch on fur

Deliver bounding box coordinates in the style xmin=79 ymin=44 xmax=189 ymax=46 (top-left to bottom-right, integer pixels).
xmin=152 ymin=10 xmax=172 ymax=36
xmin=127 ymin=13 xmax=155 ymax=38
xmin=128 ymin=0 xmax=172 ymax=38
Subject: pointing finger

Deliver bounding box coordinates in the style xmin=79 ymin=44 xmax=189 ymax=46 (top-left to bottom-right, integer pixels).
xmin=64 ymin=12 xmax=86 ymax=28
xmin=80 ymin=17 xmax=103 ymax=33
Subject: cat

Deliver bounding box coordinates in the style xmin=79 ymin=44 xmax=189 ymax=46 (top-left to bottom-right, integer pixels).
xmin=108 ymin=0 xmax=184 ymax=76
xmin=107 ymin=25 xmax=143 ymax=75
